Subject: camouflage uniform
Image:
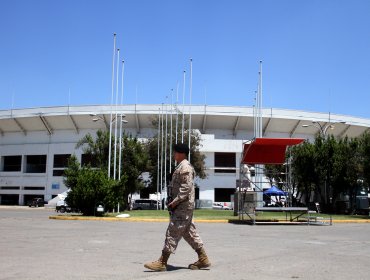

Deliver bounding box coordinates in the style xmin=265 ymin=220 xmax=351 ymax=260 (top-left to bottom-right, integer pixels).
xmin=163 ymin=159 xmax=204 ymax=254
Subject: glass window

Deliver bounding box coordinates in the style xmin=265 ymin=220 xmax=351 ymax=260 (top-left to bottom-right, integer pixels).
xmin=214 ymin=152 xmax=236 ymax=173
xmin=2 ymin=156 xmax=22 ymax=172
xmin=214 ymin=188 xmax=235 ymax=202
xmin=53 ymin=154 xmax=71 ymax=168
xmin=0 ymin=186 xmax=20 ymax=190
xmin=81 ymin=154 xmax=98 ymax=167
xmin=25 ymin=155 xmax=47 ymax=173
xmin=23 ymin=186 xmax=45 ymax=190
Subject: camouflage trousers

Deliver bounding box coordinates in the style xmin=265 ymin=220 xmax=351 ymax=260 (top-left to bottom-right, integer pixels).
xmin=163 ymin=210 xmax=203 ymax=254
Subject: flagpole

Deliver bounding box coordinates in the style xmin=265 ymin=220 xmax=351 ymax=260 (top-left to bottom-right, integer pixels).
xmin=108 ymin=33 xmax=116 ymax=178
xmin=118 ymin=60 xmax=125 ymax=181
xmin=160 ymin=103 xmax=164 ymax=209
xmin=113 ymin=49 xmax=120 ymax=180
xmin=188 ymin=58 xmax=193 ymax=161
xmin=169 ymin=89 xmax=173 ymax=174
xmin=175 ymin=81 xmax=179 ymax=145
xmin=157 ymin=107 xmax=161 ymax=210
xmin=181 ymin=70 xmax=186 ymax=143
xmin=164 ymin=97 xmax=168 ymax=204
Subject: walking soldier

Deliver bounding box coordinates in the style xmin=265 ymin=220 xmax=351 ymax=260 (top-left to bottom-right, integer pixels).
xmin=144 ymin=143 xmax=211 ymax=271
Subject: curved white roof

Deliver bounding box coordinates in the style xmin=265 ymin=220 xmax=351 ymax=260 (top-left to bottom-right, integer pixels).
xmin=0 ymin=104 xmax=369 ymax=138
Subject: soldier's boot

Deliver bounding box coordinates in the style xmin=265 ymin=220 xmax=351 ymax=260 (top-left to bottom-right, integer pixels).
xmin=144 ymin=250 xmax=171 ymax=271
xmin=188 ymin=247 xmax=211 ymax=270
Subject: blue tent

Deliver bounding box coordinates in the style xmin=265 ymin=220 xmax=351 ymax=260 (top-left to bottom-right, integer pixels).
xmin=263 ymin=185 xmax=286 ymax=196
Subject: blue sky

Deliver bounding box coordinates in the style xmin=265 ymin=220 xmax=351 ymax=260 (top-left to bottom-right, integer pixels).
xmin=1 ymin=0 xmax=370 ymax=118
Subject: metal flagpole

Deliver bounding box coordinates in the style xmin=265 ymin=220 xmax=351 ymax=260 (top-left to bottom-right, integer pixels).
xmin=113 ymin=49 xmax=120 ymax=180
xmin=108 ymin=33 xmax=116 ymax=178
xmin=256 ymin=61 xmax=263 ymax=206
xmin=118 ymin=60 xmax=125 ymax=181
xmin=164 ymin=98 xmax=168 ymax=204
xmin=181 ymin=70 xmax=186 ymax=143
xmin=157 ymin=108 xmax=161 ymax=210
xmin=175 ymin=82 xmax=179 ymax=145
xmin=169 ymin=90 xmax=173 ymax=174
xmin=259 ymin=61 xmax=263 ymax=137
xmin=160 ymin=103 xmax=164 ymax=208
xmin=188 ymin=58 xmax=193 ymax=161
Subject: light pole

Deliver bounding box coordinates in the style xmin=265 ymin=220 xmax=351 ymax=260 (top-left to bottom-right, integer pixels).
xmin=302 ymin=120 xmax=346 ymax=137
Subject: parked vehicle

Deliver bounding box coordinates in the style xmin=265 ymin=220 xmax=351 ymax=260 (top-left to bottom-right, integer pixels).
xmin=28 ymin=198 xmax=45 ymax=207
xmin=212 ymin=202 xmax=231 ymax=210
xmin=132 ymin=199 xmax=160 ymax=210
xmin=56 ymin=200 xmax=72 ymax=213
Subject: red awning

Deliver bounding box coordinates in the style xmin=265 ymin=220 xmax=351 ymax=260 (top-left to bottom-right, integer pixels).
xmin=241 ymin=138 xmax=304 ymax=165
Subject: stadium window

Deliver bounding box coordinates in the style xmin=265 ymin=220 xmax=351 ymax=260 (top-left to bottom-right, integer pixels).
xmin=53 ymin=154 xmax=71 ymax=177
xmin=2 ymin=155 xmax=22 ymax=172
xmin=0 ymin=186 xmax=20 ymax=190
xmin=81 ymin=154 xmax=98 ymax=167
xmin=214 ymin=152 xmax=236 ymax=173
xmin=23 ymin=186 xmax=45 ymax=190
xmin=25 ymin=155 xmax=47 ymax=173
xmin=214 ymin=188 xmax=235 ymax=202
xmin=53 ymin=154 xmax=71 ymax=168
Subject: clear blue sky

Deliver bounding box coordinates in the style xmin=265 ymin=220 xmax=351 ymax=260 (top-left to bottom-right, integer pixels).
xmin=1 ymin=0 xmax=370 ymax=118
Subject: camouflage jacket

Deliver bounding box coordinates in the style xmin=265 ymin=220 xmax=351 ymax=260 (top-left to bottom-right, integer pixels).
xmin=170 ymin=159 xmax=195 ymax=212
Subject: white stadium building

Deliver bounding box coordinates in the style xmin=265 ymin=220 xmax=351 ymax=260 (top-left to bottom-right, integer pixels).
xmin=1 ymin=104 xmax=370 ymax=206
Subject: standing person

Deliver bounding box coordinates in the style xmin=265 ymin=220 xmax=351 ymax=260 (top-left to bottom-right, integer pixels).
xmin=144 ymin=143 xmax=211 ymax=271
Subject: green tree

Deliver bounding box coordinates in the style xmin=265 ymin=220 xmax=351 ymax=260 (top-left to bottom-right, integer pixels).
xmin=120 ymin=134 xmax=149 ymax=209
xmin=63 ymin=155 xmax=80 ymax=189
xmin=64 ymin=129 xmax=148 ymax=214
xmin=146 ymin=112 xmax=207 ymax=194
xmin=360 ymin=132 xmax=370 ymax=185
xmin=76 ymin=129 xmax=110 ymax=169
xmin=290 ymin=140 xmax=317 ymax=206
xmin=65 ymin=167 xmax=124 ymax=215
xmin=290 ymin=134 xmax=366 ymax=212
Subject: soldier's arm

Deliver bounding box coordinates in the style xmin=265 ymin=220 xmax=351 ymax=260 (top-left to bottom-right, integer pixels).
xmin=171 ymin=170 xmax=192 ymax=205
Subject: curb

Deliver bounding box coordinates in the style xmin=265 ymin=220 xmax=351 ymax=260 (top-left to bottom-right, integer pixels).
xmin=49 ymin=215 xmax=370 ymax=224
xmin=49 ymin=215 xmax=229 ymax=223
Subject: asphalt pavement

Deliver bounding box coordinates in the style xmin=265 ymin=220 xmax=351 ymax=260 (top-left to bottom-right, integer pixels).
xmin=0 ymin=207 xmax=370 ymax=280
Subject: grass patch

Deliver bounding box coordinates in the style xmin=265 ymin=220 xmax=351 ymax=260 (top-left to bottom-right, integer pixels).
xmin=108 ymin=209 xmax=236 ymax=220
xmin=107 ymin=209 xmax=369 ymax=221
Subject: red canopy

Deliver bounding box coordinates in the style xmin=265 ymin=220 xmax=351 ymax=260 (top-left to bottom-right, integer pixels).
xmin=241 ymin=138 xmax=304 ymax=165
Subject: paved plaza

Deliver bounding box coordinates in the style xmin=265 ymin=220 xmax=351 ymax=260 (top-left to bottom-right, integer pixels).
xmin=0 ymin=207 xmax=369 ymax=280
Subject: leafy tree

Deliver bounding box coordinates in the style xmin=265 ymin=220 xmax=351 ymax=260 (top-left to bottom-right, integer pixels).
xmin=63 ymin=155 xmax=80 ymax=189
xmin=76 ymin=129 xmax=110 ymax=169
xmin=290 ymin=140 xmax=317 ymax=206
xmin=360 ymin=132 xmax=370 ymax=185
xmin=290 ymin=134 xmax=367 ymax=212
xmin=64 ymin=129 xmax=148 ymax=214
xmin=65 ymin=166 xmax=124 ymax=215
xmin=120 ymin=134 xmax=149 ymax=209
xmin=146 ymin=112 xmax=206 ymax=194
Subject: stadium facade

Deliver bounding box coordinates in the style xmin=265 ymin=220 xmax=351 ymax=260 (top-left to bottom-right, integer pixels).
xmin=1 ymin=104 xmax=369 ymax=206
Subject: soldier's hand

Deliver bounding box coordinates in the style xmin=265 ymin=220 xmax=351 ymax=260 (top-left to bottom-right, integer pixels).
xmin=168 ymin=200 xmax=178 ymax=210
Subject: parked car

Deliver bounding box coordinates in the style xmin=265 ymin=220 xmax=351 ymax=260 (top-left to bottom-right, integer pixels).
xmin=132 ymin=199 xmax=160 ymax=210
xmin=56 ymin=200 xmax=72 ymax=213
xmin=28 ymin=198 xmax=45 ymax=207
xmin=212 ymin=202 xmax=231 ymax=210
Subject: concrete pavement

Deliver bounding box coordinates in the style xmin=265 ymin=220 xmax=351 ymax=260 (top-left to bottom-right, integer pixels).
xmin=1 ymin=207 xmax=370 ymax=280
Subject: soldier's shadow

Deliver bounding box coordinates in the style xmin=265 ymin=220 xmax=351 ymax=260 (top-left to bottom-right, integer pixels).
xmin=144 ymin=265 xmax=188 ymax=272
xmin=166 ymin=265 xmax=189 ymax=271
